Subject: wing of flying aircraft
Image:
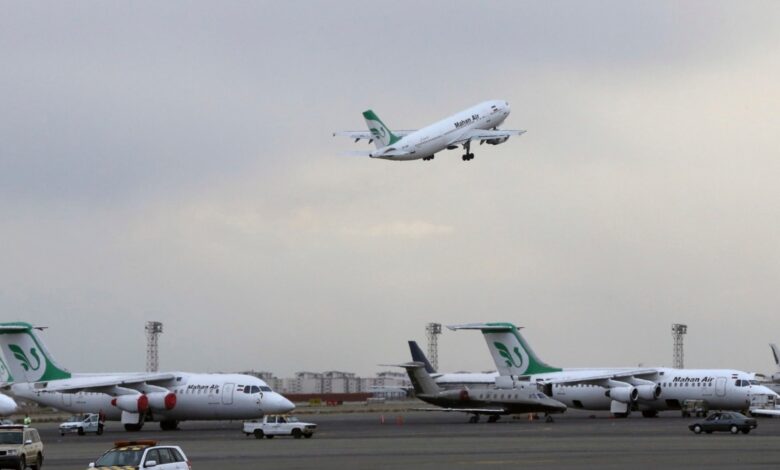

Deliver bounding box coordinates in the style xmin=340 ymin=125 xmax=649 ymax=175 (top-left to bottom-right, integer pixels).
xmin=450 ymin=129 xmax=526 ymax=146
xmin=332 ymin=130 xmax=416 ymax=143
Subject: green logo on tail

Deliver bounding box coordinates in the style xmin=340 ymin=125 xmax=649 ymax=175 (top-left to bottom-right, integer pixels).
xmin=8 ymin=344 xmax=41 ymax=372
xmin=494 ymin=342 xmax=523 ymax=368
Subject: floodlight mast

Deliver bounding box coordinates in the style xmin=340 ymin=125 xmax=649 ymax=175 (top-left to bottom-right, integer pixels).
xmin=672 ymin=323 xmax=687 ymax=369
xmin=145 ymin=321 xmax=164 ymax=372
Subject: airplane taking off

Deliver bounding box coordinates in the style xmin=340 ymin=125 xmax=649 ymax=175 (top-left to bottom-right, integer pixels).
xmin=0 ymin=322 xmax=294 ymax=431
xmin=334 ymin=100 xmax=525 ymax=161
xmin=449 ymin=323 xmax=780 ymax=418
xmin=396 ymin=361 xmax=566 ymax=423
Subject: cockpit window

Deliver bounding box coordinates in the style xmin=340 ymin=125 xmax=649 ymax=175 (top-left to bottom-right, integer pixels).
xmin=260 ymin=386 xmax=272 ymax=392
xmin=251 ymin=386 xmax=260 ymax=394
xmin=749 ymin=380 xmax=759 ymax=385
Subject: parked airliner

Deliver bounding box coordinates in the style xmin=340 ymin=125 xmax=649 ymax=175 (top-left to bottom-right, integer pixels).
xmin=0 ymin=322 xmax=294 ymax=431
xmin=409 ymin=323 xmax=778 ymax=418
xmin=334 ymin=100 xmax=525 ymax=161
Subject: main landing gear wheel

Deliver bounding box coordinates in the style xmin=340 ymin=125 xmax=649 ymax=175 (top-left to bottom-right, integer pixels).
xmin=462 ymin=141 xmax=475 ymax=161
xmin=160 ymin=420 xmax=179 ymax=431
xmin=124 ymin=423 xmax=144 ymax=432
xmin=468 ymin=415 xmax=480 ymax=424
xmin=487 ymin=415 xmax=500 ymax=423
xmin=422 ymin=155 xmax=434 ymax=161
xmin=641 ymin=410 xmax=658 ymax=418
xmin=545 ymin=415 xmax=555 ymax=423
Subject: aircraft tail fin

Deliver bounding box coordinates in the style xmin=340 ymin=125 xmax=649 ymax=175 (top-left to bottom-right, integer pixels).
xmin=408 ymin=341 xmax=436 ymax=374
xmin=363 ymin=110 xmax=400 ymax=148
xmin=448 ymin=322 xmax=562 ymax=376
xmin=391 ymin=362 xmax=441 ymax=395
xmin=0 ymin=322 xmax=71 ymax=383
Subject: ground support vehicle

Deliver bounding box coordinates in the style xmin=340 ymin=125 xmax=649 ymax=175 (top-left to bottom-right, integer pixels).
xmin=60 ymin=413 xmax=103 ymax=436
xmin=0 ymin=425 xmax=44 ymax=470
xmin=243 ymin=415 xmax=316 ymax=439
xmin=88 ymin=439 xmax=190 ymax=469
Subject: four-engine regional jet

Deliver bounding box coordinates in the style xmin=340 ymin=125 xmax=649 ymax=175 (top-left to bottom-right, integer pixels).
xmin=334 ymin=100 xmax=525 ymax=161
xmin=0 ymin=322 xmax=294 ymax=431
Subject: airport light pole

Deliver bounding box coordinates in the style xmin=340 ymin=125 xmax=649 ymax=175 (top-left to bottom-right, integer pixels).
xmin=146 ymin=321 xmax=164 ymax=372
xmin=672 ymin=323 xmax=687 ymax=369
xmin=426 ymin=323 xmax=442 ymax=371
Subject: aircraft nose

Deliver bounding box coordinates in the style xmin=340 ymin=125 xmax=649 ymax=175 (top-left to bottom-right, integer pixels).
xmin=269 ymin=393 xmax=295 ymax=413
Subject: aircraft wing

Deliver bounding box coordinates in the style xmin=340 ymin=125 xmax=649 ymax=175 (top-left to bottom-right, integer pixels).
xmin=40 ymin=373 xmax=178 ymax=393
xmin=333 ymin=130 xmax=416 ymax=143
xmin=450 ymin=129 xmax=526 ymax=145
xmin=415 ymin=407 xmax=505 ymax=414
xmin=539 ymin=369 xmax=660 ymax=386
xmin=749 ymin=408 xmax=780 ymax=417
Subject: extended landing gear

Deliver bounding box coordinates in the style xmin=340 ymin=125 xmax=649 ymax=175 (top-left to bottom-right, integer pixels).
xmin=468 ymin=414 xmax=480 ymax=424
xmin=545 ymin=414 xmax=555 ymax=423
xmin=641 ymin=410 xmax=658 ymax=418
xmin=160 ymin=420 xmax=180 ymax=431
xmin=487 ymin=415 xmax=500 ymax=423
xmin=124 ymin=423 xmax=144 ymax=432
xmin=422 ymin=155 xmax=434 ymax=161
xmin=462 ymin=141 xmax=475 ymax=161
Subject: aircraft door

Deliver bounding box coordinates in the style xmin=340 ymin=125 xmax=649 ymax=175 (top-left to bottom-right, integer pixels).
xmin=715 ymin=377 xmax=727 ymax=397
xmin=222 ymin=383 xmax=235 ymax=405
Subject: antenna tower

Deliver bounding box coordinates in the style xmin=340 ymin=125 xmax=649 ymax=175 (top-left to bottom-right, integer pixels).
xmin=671 ymin=323 xmax=687 ymax=369
xmin=146 ymin=321 xmax=164 ymax=372
xmin=426 ymin=323 xmax=442 ymax=371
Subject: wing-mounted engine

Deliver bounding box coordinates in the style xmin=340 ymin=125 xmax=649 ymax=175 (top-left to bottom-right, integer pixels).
xmin=623 ymin=377 xmax=661 ymax=400
xmin=146 ymin=391 xmax=177 ymax=411
xmin=482 ymin=136 xmax=509 ymax=145
xmin=605 ymin=380 xmax=638 ymax=404
xmin=112 ymin=394 xmax=149 ymax=413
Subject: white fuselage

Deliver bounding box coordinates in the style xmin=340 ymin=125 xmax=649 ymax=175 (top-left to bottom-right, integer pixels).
xmin=9 ymin=372 xmax=294 ymax=421
xmin=433 ymin=368 xmax=777 ymax=412
xmin=373 ymin=100 xmax=510 ymax=161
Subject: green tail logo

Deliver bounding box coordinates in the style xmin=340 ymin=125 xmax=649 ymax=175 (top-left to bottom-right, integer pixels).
xmin=370 ymin=127 xmax=386 ymax=141
xmin=8 ymin=344 xmax=41 ymax=372
xmin=494 ymin=341 xmax=523 ymax=368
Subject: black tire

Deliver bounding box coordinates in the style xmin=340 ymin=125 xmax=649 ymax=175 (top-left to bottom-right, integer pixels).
xmin=693 ymin=425 xmax=702 ymax=434
xmin=292 ymin=428 xmax=302 ymax=439
xmin=18 ymin=455 xmax=25 ymax=470
xmin=266 ymin=435 xmax=274 ymax=439
xmin=124 ymin=423 xmax=143 ymax=432
xmin=253 ymin=429 xmax=264 ymax=439
xmin=705 ymin=431 xmax=712 ymax=434
xmin=641 ymin=411 xmax=658 ymax=418
xmin=304 ymin=433 xmax=313 ymax=439
xmin=730 ymin=425 xmax=739 ymax=434
xmin=31 ymin=453 xmax=42 ymax=470
xmin=77 ymin=427 xmax=84 ymax=436
xmin=742 ymin=428 xmax=751 ymax=434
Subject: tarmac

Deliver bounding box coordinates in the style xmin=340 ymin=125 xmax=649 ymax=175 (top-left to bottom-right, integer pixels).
xmin=35 ymin=409 xmax=780 ymax=469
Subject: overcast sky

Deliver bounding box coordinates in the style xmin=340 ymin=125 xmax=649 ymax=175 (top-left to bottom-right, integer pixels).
xmin=1 ymin=1 xmax=779 ymax=378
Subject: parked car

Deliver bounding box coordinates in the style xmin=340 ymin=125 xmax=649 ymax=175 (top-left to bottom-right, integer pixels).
xmin=689 ymin=411 xmax=757 ymax=434
xmin=88 ymin=440 xmax=191 ymax=469
xmin=60 ymin=413 xmax=102 ymax=436
xmin=0 ymin=425 xmax=44 ymax=470
xmin=243 ymin=415 xmax=317 ymax=439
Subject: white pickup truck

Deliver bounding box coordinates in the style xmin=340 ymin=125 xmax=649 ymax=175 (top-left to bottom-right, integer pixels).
xmin=242 ymin=415 xmax=317 ymax=439
xmin=59 ymin=413 xmax=103 ymax=436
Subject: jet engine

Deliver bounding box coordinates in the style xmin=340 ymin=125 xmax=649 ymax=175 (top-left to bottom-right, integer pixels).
xmin=635 ymin=384 xmax=661 ymax=400
xmin=437 ymin=389 xmax=470 ymax=401
xmin=485 ymin=137 xmax=509 ymax=145
xmin=112 ymin=394 xmax=149 ymax=413
xmin=606 ymin=386 xmax=638 ymax=404
xmin=147 ymin=391 xmax=177 ymax=411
